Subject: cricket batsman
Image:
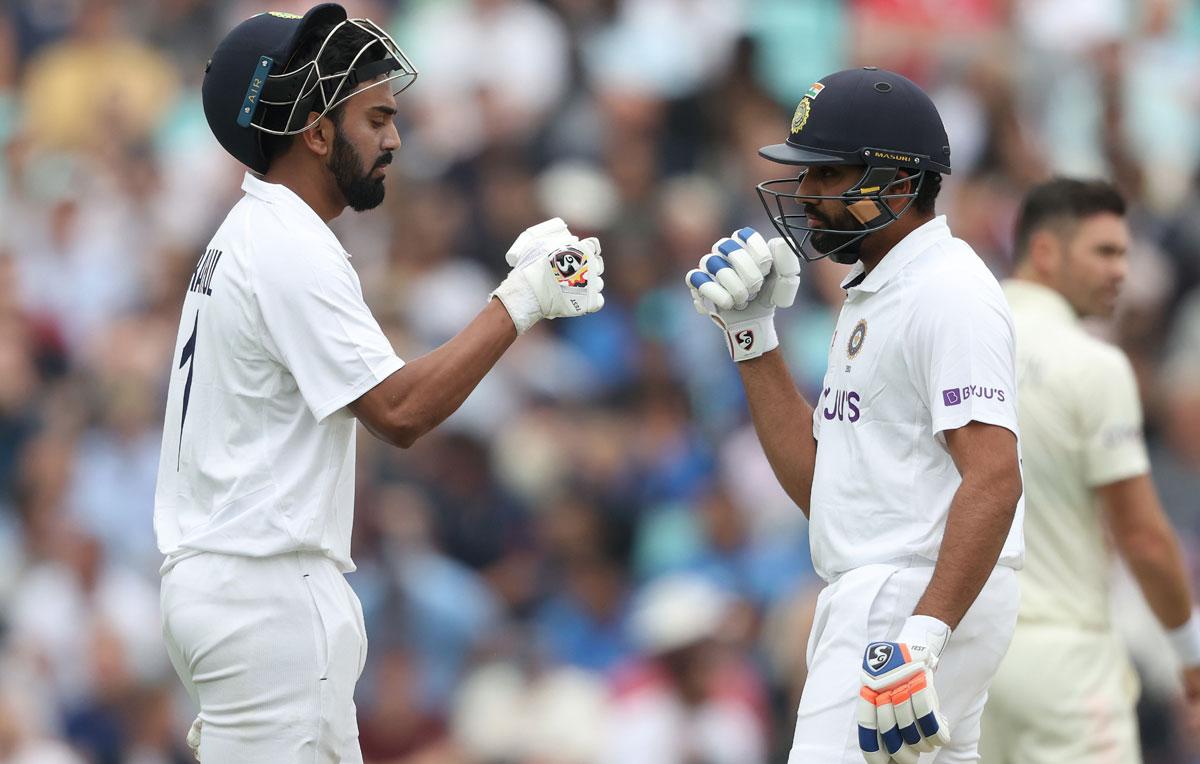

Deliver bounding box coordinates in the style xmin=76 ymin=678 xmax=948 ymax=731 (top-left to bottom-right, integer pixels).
xmin=153 ymin=5 xmax=604 ymax=761
xmin=684 ymin=67 xmax=1024 ymax=762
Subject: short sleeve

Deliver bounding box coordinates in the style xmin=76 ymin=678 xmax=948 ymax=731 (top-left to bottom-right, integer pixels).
xmin=1079 ymin=348 xmax=1149 ymax=487
xmin=812 ymin=399 xmax=821 ymax=440
xmin=253 ymin=241 xmax=404 ymax=422
xmin=904 ymin=277 xmax=1019 ymax=438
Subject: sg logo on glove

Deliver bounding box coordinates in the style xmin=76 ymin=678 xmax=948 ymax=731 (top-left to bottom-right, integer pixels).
xmin=867 ymin=643 xmax=893 ymax=672
xmin=735 ymin=329 xmax=755 ymax=351
xmin=552 ymin=247 xmax=589 ymax=287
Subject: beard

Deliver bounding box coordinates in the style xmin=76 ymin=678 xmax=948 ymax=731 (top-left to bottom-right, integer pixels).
xmin=329 ymin=131 xmax=390 ymax=212
xmin=806 ymin=207 xmax=865 ymax=264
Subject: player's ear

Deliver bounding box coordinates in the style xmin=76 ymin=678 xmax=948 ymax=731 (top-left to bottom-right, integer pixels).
xmin=1027 ymin=229 xmax=1061 ymax=278
xmin=299 ymin=111 xmax=333 ymax=158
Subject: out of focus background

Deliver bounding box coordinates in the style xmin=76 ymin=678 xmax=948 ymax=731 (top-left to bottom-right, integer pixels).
xmin=0 ymin=0 xmax=1199 ymax=762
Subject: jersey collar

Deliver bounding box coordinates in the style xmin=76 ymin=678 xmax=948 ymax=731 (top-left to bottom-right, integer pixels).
xmin=841 ymin=215 xmax=951 ymax=294
xmin=1001 ymin=279 xmax=1078 ymax=325
xmin=240 ymin=173 xmax=352 ymax=258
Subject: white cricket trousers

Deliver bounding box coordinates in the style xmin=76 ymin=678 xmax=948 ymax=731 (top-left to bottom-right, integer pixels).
xmin=160 ymin=551 xmax=367 ymax=763
xmin=788 ymin=563 xmax=1019 ymax=763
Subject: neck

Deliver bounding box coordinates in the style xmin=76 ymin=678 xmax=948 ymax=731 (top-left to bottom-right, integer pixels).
xmin=264 ymin=157 xmax=345 ymax=223
xmin=1011 ymin=262 xmax=1053 ymax=290
xmin=857 ymin=212 xmax=934 ymax=274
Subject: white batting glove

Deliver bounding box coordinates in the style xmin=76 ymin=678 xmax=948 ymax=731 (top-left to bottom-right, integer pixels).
xmin=491 ymin=218 xmax=605 ymax=334
xmin=857 ymin=616 xmax=953 ymax=764
xmin=685 ymin=227 xmax=800 ymax=361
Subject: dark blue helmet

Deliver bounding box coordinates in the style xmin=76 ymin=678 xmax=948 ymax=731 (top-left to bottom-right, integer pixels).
xmin=202 ymin=4 xmax=417 ymax=173
xmin=756 ymin=67 xmax=950 ymax=264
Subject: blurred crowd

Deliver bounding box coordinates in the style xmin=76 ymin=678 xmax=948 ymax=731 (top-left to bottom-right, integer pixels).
xmin=0 ymin=0 xmax=1199 ymax=762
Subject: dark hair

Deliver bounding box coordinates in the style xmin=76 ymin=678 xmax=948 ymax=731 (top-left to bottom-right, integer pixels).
xmin=1013 ymin=178 xmax=1126 ymax=260
xmin=260 ymin=21 xmax=388 ymax=168
xmin=912 ymin=171 xmax=941 ymax=214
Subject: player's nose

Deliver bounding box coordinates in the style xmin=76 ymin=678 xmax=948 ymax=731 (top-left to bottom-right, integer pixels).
xmin=382 ymin=121 xmax=401 ymax=152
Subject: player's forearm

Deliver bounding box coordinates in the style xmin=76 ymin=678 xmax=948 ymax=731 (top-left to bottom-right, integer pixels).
xmin=1125 ymin=536 xmax=1195 ymax=629
xmin=737 ymin=349 xmax=818 ymax=517
xmin=915 ymin=468 xmax=1020 ymax=629
xmin=361 ymin=300 xmax=516 ymax=447
xmin=1106 ymin=476 xmax=1196 ymax=629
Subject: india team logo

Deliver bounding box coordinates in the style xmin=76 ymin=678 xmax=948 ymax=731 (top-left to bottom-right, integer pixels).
xmin=551 ymin=247 xmax=589 ymax=287
xmin=790 ymin=99 xmax=811 ymax=134
xmin=790 ymin=83 xmax=824 ymax=135
xmin=847 ymin=319 xmax=867 ymax=358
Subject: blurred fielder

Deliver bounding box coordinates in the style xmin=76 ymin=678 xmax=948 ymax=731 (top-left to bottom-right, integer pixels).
xmin=979 ymin=178 xmax=1200 ymax=762
xmin=684 ymin=67 xmax=1024 ymax=763
xmin=153 ymin=5 xmax=604 ymax=761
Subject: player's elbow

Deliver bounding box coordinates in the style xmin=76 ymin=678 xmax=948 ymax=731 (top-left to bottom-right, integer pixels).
xmin=972 ymin=455 xmax=1022 ymax=517
xmin=382 ymin=405 xmax=433 ymax=449
xmin=354 ymin=404 xmax=425 ymax=448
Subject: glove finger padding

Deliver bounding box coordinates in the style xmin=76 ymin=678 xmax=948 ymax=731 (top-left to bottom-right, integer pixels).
xmin=907 ymin=671 xmax=951 ymax=747
xmin=732 ymin=226 xmax=774 ymax=276
xmin=577 ymin=238 xmax=603 ymax=273
xmin=856 ymin=689 xmax=892 ymax=764
xmin=874 ymin=692 xmax=906 ymax=760
xmin=714 ymin=237 xmax=765 ymax=298
xmin=767 ymin=237 xmax=801 ymax=308
xmin=889 ymin=679 xmax=934 ymax=754
xmin=686 ymin=269 xmax=734 ymax=313
xmin=700 ymin=253 xmax=750 ymax=308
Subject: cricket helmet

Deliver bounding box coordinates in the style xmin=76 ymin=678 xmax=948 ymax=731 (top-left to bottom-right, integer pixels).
xmin=756 ymin=67 xmax=951 ymax=264
xmin=202 ymin=3 xmax=417 ymax=173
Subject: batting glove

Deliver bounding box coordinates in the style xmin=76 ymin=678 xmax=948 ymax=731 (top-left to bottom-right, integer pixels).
xmin=492 ymin=218 xmax=605 ymax=334
xmin=686 ymin=227 xmax=800 ymax=361
xmin=858 ymin=616 xmax=952 ymax=764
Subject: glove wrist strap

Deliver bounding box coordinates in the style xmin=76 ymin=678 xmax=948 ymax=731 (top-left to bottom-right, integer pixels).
xmin=492 ymin=273 xmax=542 ymax=335
xmin=1167 ymin=609 xmax=1200 ymax=667
xmin=898 ymin=615 xmax=952 ymax=660
xmin=722 ymin=315 xmax=778 ymax=362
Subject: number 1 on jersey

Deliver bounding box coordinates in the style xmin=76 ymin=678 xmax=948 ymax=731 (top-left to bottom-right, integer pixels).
xmin=177 ymin=311 xmax=198 ymax=470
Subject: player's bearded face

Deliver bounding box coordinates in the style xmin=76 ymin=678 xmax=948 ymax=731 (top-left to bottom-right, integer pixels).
xmin=804 ymin=199 xmax=864 ymax=257
xmin=329 ymin=128 xmax=391 ymax=212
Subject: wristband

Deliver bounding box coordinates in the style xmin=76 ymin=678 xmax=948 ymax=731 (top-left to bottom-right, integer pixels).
xmin=1166 ymin=609 xmax=1200 ymax=668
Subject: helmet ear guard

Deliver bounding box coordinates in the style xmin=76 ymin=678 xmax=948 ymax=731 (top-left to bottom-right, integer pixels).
xmin=842 ymin=165 xmax=906 ymax=227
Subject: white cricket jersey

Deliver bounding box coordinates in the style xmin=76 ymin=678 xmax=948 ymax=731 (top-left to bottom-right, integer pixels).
xmin=1002 ymin=279 xmax=1149 ymax=630
xmin=154 ymin=173 xmax=404 ymax=574
xmin=809 ymin=216 xmax=1024 ymax=582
